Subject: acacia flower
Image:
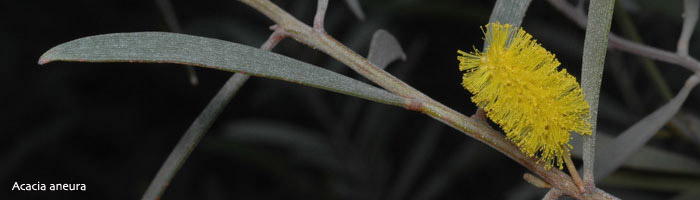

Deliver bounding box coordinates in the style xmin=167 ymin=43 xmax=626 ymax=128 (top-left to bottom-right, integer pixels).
xmin=457 ymin=22 xmax=591 ymax=170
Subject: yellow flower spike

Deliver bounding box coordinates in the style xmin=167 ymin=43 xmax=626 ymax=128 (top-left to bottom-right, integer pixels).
xmin=457 ymin=22 xmax=591 ymax=170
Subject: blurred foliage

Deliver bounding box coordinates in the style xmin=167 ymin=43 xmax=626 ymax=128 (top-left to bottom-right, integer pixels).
xmin=3 ymin=0 xmax=700 ymax=199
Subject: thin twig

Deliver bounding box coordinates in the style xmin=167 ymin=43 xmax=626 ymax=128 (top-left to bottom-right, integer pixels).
xmin=141 ymin=75 xmax=248 ymax=200
xmin=154 ymin=0 xmax=199 ymax=85
xmin=239 ymin=0 xmax=425 ymax=100
xmin=140 ymin=29 xmax=287 ymax=200
xmin=313 ymin=0 xmax=328 ymax=32
xmin=546 ymin=0 xmax=700 ymax=74
xmin=523 ymin=173 xmax=552 ymax=189
xmin=236 ymin=0 xmax=618 ymax=198
xmin=564 ymin=154 xmax=584 ymax=193
xmin=678 ymin=0 xmax=699 ymax=56
xmin=542 ymin=188 xmax=562 ymax=200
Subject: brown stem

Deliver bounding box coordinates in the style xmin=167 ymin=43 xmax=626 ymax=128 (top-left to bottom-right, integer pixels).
xmin=523 ymin=173 xmax=552 ymax=189
xmin=543 ymin=189 xmax=562 ymax=200
xmin=236 ymin=0 xmax=617 ymax=198
xmin=564 ymin=153 xmax=585 ymax=193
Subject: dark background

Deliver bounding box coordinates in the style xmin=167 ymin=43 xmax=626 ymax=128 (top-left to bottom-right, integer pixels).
xmin=2 ymin=0 xmax=700 ymax=199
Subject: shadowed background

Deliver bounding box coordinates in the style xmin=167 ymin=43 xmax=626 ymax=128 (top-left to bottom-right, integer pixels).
xmin=2 ymin=0 xmax=700 ymax=199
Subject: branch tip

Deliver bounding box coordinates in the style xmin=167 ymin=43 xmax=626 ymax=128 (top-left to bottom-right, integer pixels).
xmin=313 ymin=0 xmax=329 ymax=33
xmin=677 ymin=0 xmax=700 ymax=56
xmin=471 ymin=108 xmax=488 ymax=122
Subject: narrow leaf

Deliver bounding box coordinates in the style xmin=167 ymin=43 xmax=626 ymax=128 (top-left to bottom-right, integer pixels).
xmin=367 ymin=29 xmax=406 ymax=70
xmin=580 ymin=0 xmax=616 ymax=182
xmin=487 ymin=0 xmax=532 ymax=26
xmin=344 ymin=0 xmax=365 ymax=20
xmin=571 ymin=132 xmax=700 ymax=176
xmin=39 ymin=32 xmax=404 ymax=107
xmin=484 ymin=0 xmax=532 ymax=49
xmin=595 ymin=75 xmax=700 ymax=179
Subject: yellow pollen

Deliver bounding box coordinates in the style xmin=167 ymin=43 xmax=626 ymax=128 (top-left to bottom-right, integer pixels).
xmin=457 ymin=22 xmax=591 ymax=170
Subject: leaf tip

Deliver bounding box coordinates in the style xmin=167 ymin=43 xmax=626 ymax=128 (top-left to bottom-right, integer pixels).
xmin=38 ymin=53 xmax=52 ymax=65
xmin=38 ymin=46 xmax=59 ymax=65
